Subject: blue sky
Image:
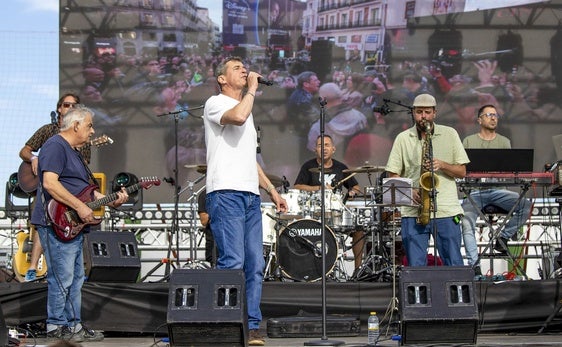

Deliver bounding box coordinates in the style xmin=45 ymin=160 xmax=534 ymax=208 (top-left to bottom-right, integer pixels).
xmin=0 ymin=0 xmax=58 ymax=208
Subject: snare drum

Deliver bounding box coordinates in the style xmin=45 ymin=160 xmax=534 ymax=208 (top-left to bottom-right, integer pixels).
xmin=310 ymin=190 xmax=345 ymax=212
xmin=331 ymin=208 xmax=356 ymax=233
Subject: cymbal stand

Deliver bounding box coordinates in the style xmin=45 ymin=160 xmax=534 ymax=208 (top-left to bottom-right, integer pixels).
xmin=179 ymin=176 xmax=208 ymax=269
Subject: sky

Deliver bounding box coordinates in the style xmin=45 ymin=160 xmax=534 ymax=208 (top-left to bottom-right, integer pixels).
xmin=0 ymin=0 xmax=58 ymax=210
xmin=0 ymin=0 xmax=222 ymax=209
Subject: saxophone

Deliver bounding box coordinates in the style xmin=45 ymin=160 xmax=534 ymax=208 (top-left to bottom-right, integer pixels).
xmin=417 ymin=122 xmax=439 ymax=225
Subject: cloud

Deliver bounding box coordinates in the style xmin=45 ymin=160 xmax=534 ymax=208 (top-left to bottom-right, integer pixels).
xmin=19 ymin=0 xmax=58 ymax=12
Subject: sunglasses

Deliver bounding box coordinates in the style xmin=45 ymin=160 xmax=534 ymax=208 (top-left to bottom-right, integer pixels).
xmin=62 ymin=102 xmax=77 ymax=108
xmin=480 ymin=112 xmax=499 ymax=119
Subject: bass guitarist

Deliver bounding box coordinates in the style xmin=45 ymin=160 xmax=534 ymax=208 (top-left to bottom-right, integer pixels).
xmin=17 ymin=93 xmax=90 ymax=282
xmin=31 ymin=104 xmax=128 ymax=341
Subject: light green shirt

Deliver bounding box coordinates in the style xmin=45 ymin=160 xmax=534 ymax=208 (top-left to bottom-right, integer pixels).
xmin=386 ymin=124 xmax=469 ymax=218
xmin=462 ymin=133 xmax=511 ymax=149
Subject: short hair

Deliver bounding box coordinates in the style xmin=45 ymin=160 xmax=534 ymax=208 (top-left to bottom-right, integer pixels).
xmin=296 ymin=71 xmax=317 ymax=88
xmin=477 ymin=104 xmax=497 ymax=117
xmin=214 ymin=56 xmax=243 ymax=90
xmin=60 ymin=104 xmax=94 ymax=131
xmin=318 ymin=82 xmax=342 ymax=101
xmin=316 ymin=134 xmax=333 ymax=143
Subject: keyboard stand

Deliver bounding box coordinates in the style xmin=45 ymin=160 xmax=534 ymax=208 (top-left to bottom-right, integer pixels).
xmin=459 ymin=182 xmax=531 ymax=278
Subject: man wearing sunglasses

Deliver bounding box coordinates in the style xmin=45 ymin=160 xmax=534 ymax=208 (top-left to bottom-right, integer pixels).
xmin=461 ymin=104 xmax=532 ymax=277
xmin=18 ymin=93 xmax=92 ymax=282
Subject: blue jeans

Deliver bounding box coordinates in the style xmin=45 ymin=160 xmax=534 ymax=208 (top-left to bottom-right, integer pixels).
xmin=37 ymin=225 xmax=85 ymax=331
xmin=461 ymin=189 xmax=532 ymax=266
xmin=401 ymin=217 xmax=463 ymax=266
xmin=206 ymin=190 xmax=264 ymax=330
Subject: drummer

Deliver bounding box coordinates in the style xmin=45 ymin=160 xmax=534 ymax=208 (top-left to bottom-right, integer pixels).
xmin=294 ymin=134 xmax=364 ymax=272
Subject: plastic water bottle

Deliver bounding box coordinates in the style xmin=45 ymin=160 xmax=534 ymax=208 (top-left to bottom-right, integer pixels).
xmin=367 ymin=311 xmax=380 ymax=346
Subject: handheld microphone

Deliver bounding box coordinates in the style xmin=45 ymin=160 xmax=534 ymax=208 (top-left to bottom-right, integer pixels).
xmin=257 ymin=77 xmax=274 ymax=86
xmin=256 ymin=126 xmax=261 ymax=154
xmin=319 ymin=97 xmax=328 ymax=106
xmin=50 ymin=111 xmax=57 ymax=125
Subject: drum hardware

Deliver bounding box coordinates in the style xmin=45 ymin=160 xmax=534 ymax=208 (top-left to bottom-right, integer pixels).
xmin=308 ymin=167 xmax=333 ymax=174
xmin=342 ymin=165 xmax=386 ymax=174
xmin=184 ymin=164 xmax=207 ymax=174
xmin=262 ymin=212 xmax=285 ymax=281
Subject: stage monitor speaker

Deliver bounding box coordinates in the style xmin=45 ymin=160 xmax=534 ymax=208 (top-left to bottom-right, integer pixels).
xmin=167 ymin=269 xmax=247 ymax=347
xmin=399 ymin=266 xmax=478 ymax=345
xmin=83 ymin=231 xmax=140 ymax=282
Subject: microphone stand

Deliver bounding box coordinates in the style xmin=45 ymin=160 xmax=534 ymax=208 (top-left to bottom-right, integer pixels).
xmin=378 ymin=98 xmax=415 ymax=125
xmin=156 ymin=105 xmax=204 ymax=275
xmin=305 ymin=98 xmax=344 ymax=347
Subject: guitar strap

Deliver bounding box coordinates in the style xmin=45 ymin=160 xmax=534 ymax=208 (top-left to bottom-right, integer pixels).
xmin=76 ymin=149 xmax=99 ymax=188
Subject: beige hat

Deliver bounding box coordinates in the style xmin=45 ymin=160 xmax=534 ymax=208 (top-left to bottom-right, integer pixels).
xmin=412 ymin=94 xmax=437 ymax=107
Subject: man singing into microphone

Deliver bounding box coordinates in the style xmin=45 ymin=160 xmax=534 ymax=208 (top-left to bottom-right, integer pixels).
xmin=385 ymin=94 xmax=469 ymax=266
xmin=203 ymin=57 xmax=287 ymax=346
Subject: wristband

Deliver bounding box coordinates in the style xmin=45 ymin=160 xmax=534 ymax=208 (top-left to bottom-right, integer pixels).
xmin=266 ymin=184 xmax=275 ymax=194
xmin=247 ymin=92 xmax=255 ymax=98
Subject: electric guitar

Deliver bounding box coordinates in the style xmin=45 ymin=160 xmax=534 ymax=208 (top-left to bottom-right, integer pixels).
xmin=17 ymin=135 xmax=114 ymax=194
xmin=12 ymin=227 xmax=48 ymax=280
xmin=48 ymin=177 xmax=160 ymax=242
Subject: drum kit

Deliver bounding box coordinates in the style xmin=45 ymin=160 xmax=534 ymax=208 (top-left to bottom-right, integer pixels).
xmin=184 ymin=163 xmax=404 ymax=283
xmin=262 ymin=164 xmax=404 ymax=283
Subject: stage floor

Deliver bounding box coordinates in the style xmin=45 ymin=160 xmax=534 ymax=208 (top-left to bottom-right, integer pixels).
xmin=16 ymin=331 xmax=562 ymax=347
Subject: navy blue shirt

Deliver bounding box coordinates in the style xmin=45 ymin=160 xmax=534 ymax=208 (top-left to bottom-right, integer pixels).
xmin=31 ymin=134 xmax=90 ymax=227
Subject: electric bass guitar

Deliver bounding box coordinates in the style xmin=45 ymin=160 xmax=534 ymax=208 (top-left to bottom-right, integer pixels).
xmin=17 ymin=135 xmax=113 ymax=194
xmin=12 ymin=227 xmax=48 ymax=280
xmin=48 ymin=177 xmax=160 ymax=242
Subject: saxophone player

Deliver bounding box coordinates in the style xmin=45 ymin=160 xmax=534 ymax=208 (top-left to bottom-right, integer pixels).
xmin=385 ymin=94 xmax=470 ymax=266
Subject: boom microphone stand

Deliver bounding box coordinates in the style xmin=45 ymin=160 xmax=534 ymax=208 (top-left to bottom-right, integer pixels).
xmin=156 ymin=105 xmax=204 ymax=276
xmin=305 ymin=98 xmax=344 ymax=347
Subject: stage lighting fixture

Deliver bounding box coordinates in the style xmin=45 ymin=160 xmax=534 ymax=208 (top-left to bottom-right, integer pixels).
xmin=111 ymin=172 xmax=142 ymax=211
xmin=5 ymin=172 xmax=31 ymax=214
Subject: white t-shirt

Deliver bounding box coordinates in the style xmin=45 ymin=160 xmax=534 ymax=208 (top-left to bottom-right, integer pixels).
xmin=204 ymin=93 xmax=259 ymax=195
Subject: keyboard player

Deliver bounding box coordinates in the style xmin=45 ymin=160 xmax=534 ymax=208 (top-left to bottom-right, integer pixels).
xmin=461 ymin=104 xmax=532 ymax=276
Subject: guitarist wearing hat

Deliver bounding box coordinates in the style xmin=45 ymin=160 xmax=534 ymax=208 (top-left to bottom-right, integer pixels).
xmin=16 ymin=93 xmax=90 ymax=282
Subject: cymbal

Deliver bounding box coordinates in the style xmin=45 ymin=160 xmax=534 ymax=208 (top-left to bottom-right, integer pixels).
xmin=343 ymin=165 xmax=386 ymax=174
xmin=184 ymin=164 xmax=207 ymax=174
xmin=266 ymin=173 xmax=283 ymax=187
xmin=308 ymin=167 xmax=332 ymax=174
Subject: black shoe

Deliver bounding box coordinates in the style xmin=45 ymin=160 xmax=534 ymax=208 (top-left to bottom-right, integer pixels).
xmin=494 ymin=237 xmax=509 ymax=254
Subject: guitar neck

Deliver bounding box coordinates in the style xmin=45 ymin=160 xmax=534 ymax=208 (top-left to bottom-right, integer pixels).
xmin=86 ymin=183 xmax=141 ymax=210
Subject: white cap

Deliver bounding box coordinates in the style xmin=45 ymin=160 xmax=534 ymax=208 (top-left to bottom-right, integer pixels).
xmin=412 ymin=94 xmax=437 ymax=107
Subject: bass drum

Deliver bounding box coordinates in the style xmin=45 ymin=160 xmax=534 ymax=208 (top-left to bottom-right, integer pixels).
xmin=276 ymin=219 xmax=338 ymax=282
